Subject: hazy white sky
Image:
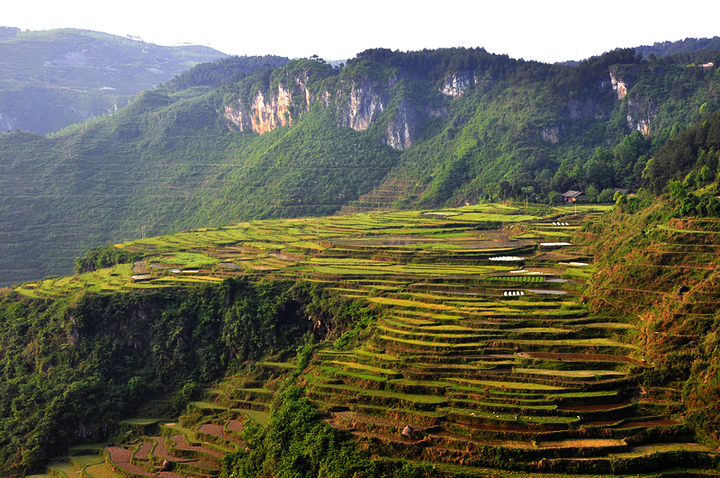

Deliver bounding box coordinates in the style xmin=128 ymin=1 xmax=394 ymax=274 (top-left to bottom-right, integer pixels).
xmin=3 ymin=1 xmax=719 ymax=63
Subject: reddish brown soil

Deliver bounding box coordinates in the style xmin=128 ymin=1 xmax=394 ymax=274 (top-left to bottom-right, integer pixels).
xmin=352 ymin=429 xmax=421 ymax=444
xmin=226 ymin=419 xmax=244 ymax=434
xmin=134 ymin=441 xmax=153 ymax=460
xmin=559 ymin=399 xmax=632 ymax=412
xmin=168 ymin=433 xmax=223 ymax=459
xmin=615 ymin=419 xmax=680 ymax=429
xmin=157 ymin=472 xmax=185 ymax=478
xmin=333 ymin=410 xmax=429 ymax=431
xmin=583 ymin=420 xmax=621 ymax=426
xmin=148 ymin=436 xmax=178 ymax=462
xmin=106 ymin=446 xmax=154 ymax=477
xmin=199 ymin=423 xmax=245 ymax=446
xmin=517 ymin=351 xmax=646 ymax=366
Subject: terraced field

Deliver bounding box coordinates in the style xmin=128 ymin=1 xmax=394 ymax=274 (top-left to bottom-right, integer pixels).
xmin=22 ymin=203 xmax=719 ymax=476
xmin=299 ymin=225 xmax=717 ymax=475
xmin=37 ymin=417 xmax=248 ymax=478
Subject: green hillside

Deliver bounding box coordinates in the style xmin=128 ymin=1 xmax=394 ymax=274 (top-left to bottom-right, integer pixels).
xmin=2 ymin=43 xmax=720 ymax=286
xmin=2 ymin=35 xmax=720 ymax=478
xmin=2 ymin=200 xmax=720 ymax=477
xmin=0 ymin=27 xmax=242 ymax=134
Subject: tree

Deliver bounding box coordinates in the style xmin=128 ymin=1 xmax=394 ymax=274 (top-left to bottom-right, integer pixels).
xmin=584 ymin=147 xmax=613 ymax=190
xmin=597 ymin=188 xmax=616 ymax=203
xmin=499 ymin=180 xmax=512 ymax=200
xmin=613 ymin=131 xmax=650 ymax=187
xmin=699 ymin=165 xmax=712 ymax=184
xmin=668 ymin=180 xmax=688 ymax=201
xmin=547 ymin=191 xmax=560 ymax=205
xmin=585 ymin=185 xmax=598 ymax=203
xmin=614 ymin=192 xmax=628 ymax=212
xmin=521 ymin=186 xmax=535 ymax=204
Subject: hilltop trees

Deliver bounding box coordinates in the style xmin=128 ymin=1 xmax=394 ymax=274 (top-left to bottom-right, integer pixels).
xmin=643 ymin=108 xmax=720 ymax=193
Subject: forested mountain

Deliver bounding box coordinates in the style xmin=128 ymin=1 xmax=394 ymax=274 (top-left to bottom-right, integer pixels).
xmin=1 ymin=41 xmax=720 ymax=286
xmin=636 ymin=36 xmax=720 ymax=60
xmin=0 ymin=27 xmax=233 ymax=134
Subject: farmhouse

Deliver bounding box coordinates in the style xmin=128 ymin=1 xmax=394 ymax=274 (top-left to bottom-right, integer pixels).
xmin=561 ymin=190 xmax=585 ymax=203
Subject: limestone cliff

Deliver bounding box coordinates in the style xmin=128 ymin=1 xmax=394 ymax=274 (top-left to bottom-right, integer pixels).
xmin=337 ymin=80 xmax=392 ymax=132
xmin=221 ymin=58 xmax=657 ymax=152
xmin=610 ymin=69 xmax=655 ymax=134
xmin=224 ymin=70 xmax=425 ymax=150
xmin=439 ymin=71 xmax=494 ymax=98
xmin=609 ymin=71 xmax=629 ymax=100
xmin=441 ymin=71 xmax=475 ymax=98
xmin=224 ymin=75 xmax=310 ymax=134
xmin=385 ymin=100 xmax=419 ymax=150
xmin=625 ymin=95 xmax=655 ymax=135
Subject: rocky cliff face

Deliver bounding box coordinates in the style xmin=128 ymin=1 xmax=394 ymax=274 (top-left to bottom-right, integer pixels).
xmin=337 ymin=80 xmax=391 ymax=132
xmin=625 ymin=96 xmax=655 ymax=135
xmin=222 ymin=63 xmax=653 ymax=151
xmin=440 ymin=71 xmax=494 ymax=98
xmin=224 ymin=72 xmax=426 ymax=150
xmin=609 ymin=72 xmax=629 ymax=100
xmin=441 ymin=72 xmax=475 ymax=98
xmin=224 ymin=77 xmax=309 ymax=134
xmin=609 ymin=70 xmax=655 ymax=134
xmin=0 ymin=111 xmax=14 ymax=132
xmin=385 ymin=100 xmax=419 ymax=150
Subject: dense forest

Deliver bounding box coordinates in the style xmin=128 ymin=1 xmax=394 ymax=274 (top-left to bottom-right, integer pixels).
xmin=0 ymin=279 xmax=344 ymax=475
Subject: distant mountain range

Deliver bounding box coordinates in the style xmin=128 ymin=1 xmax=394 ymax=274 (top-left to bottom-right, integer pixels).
xmin=0 ymin=27 xmax=230 ymax=134
xmin=0 ymin=32 xmax=719 ymax=286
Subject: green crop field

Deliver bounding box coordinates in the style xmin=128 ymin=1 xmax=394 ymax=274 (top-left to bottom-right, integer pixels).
xmin=12 ymin=202 xmax=720 ymax=478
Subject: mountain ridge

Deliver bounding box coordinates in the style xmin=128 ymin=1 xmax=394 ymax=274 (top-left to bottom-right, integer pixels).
xmin=0 ymin=40 xmax=719 ymax=286
xmin=0 ymin=27 xmax=231 ymax=134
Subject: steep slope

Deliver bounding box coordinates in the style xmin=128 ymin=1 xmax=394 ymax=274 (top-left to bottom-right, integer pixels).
xmin=0 ymin=27 xmax=231 ymax=134
xmin=2 ymin=45 xmax=720 ymax=286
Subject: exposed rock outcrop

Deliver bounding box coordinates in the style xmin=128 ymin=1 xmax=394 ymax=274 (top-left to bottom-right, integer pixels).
xmin=609 ymin=72 xmax=629 ymax=100
xmin=441 ymin=72 xmax=474 ymax=98
xmin=224 ymin=72 xmax=425 ymax=150
xmin=540 ymin=126 xmax=561 ymax=144
xmin=251 ymin=87 xmax=293 ymax=134
xmin=225 ymin=81 xmax=306 ymax=134
xmin=609 ymin=71 xmax=654 ymax=134
xmin=337 ymin=81 xmax=390 ymax=132
xmin=625 ymin=95 xmax=655 ymax=135
xmin=0 ymin=112 xmax=14 ymax=132
xmin=385 ymin=100 xmax=419 ymax=150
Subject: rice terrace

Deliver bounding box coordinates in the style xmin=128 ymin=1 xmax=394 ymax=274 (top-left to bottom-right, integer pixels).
xmin=15 ymin=202 xmax=719 ymax=477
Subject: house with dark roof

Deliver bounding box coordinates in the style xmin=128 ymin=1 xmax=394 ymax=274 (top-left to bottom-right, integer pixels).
xmin=561 ymin=190 xmax=586 ymax=203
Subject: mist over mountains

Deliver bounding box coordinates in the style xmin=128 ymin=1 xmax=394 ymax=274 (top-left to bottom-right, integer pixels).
xmin=0 ymin=27 xmax=228 ymax=134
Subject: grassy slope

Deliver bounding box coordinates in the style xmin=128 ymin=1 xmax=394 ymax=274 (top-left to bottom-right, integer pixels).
xmin=2 ymin=48 xmax=720 ymax=287
xmin=0 ymin=28 xmax=228 ymax=134
xmin=583 ymin=201 xmax=720 ymax=447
